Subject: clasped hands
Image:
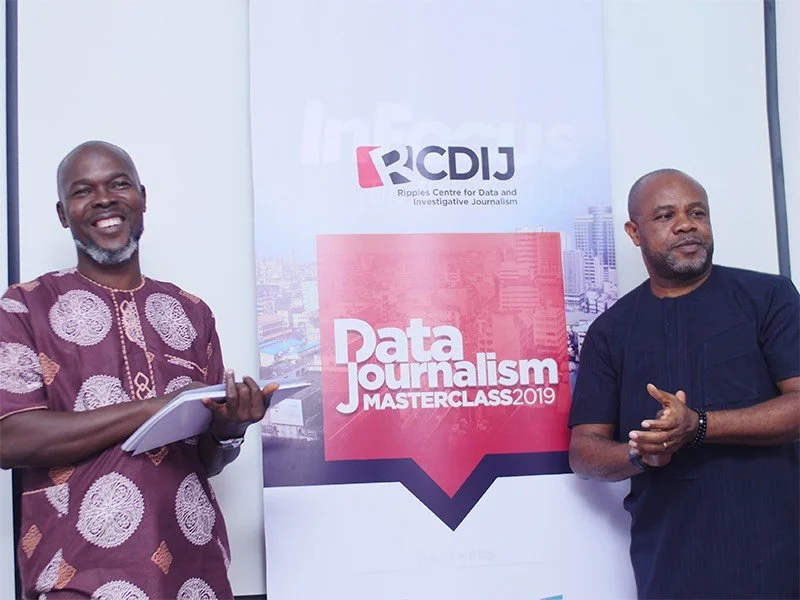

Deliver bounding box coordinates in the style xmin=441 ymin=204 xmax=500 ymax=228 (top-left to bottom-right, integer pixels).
xmin=628 ymin=383 xmax=699 ymax=468
xmin=200 ymin=369 xmax=279 ymax=441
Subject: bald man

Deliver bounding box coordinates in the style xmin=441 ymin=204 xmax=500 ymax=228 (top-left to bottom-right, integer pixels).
xmin=0 ymin=141 xmax=276 ymax=599
xmin=568 ymin=169 xmax=799 ymax=599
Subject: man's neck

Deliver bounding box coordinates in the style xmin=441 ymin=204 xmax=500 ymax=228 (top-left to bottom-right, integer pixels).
xmin=648 ymin=266 xmax=712 ymax=299
xmin=76 ymin=254 xmax=143 ymax=291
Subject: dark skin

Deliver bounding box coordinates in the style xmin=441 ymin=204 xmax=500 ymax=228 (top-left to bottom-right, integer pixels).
xmin=0 ymin=141 xmax=276 ymax=476
xmin=569 ymin=170 xmax=800 ymax=481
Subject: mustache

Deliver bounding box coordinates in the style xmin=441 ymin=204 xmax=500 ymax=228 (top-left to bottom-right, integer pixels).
xmin=670 ymin=237 xmax=706 ymax=250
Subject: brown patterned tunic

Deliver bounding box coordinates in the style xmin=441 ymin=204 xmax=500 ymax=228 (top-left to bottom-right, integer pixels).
xmin=0 ymin=270 xmax=233 ymax=599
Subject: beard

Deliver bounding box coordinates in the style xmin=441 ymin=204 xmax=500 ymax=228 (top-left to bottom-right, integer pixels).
xmin=74 ymin=224 xmax=144 ymax=266
xmin=645 ymin=238 xmax=714 ymax=281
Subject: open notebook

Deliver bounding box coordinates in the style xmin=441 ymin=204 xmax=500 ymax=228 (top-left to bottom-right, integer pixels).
xmin=122 ymin=378 xmax=310 ymax=455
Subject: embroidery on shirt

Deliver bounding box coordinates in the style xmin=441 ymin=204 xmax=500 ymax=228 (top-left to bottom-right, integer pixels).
xmin=45 ymin=484 xmax=69 ymax=518
xmin=175 ymin=473 xmax=216 ymax=546
xmin=165 ymin=375 xmax=194 ymax=395
xmin=76 ymin=473 xmax=144 ymax=548
xmin=54 ymin=556 xmax=76 ymax=589
xmin=49 ymin=466 xmax=75 ymax=486
xmin=48 ymin=290 xmax=112 ymax=346
xmin=179 ymin=289 xmax=201 ymax=304
xmin=177 ymin=577 xmax=218 ymax=600
xmin=151 ymin=541 xmax=173 ymax=575
xmin=0 ymin=297 xmax=28 ymax=313
xmin=145 ymin=293 xmax=198 ymax=351
xmin=74 ymin=375 xmax=131 ymax=412
xmin=0 ymin=342 xmax=43 ymax=393
xmin=38 ymin=353 xmax=60 ymax=385
xmin=53 ymin=268 xmax=77 ymax=277
xmin=91 ymin=580 xmax=149 ymax=600
xmin=166 ymin=355 xmax=208 ymax=380
xmin=216 ymin=537 xmax=231 ymax=570
xmin=21 ymin=525 xmax=42 ymax=559
xmin=184 ymin=436 xmax=199 ymax=446
xmin=119 ymin=299 xmax=147 ymax=350
xmin=133 ymin=371 xmax=156 ymax=401
xmin=146 ymin=446 xmax=169 ymax=466
xmin=35 ymin=549 xmax=63 ymax=593
xmin=13 ymin=280 xmax=40 ymax=292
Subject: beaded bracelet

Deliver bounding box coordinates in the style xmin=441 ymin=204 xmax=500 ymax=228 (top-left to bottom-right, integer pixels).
xmin=688 ymin=408 xmax=707 ymax=448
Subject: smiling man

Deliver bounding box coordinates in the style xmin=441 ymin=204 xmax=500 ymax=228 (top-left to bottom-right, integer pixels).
xmin=0 ymin=141 xmax=275 ymax=599
xmin=568 ymin=169 xmax=800 ymax=599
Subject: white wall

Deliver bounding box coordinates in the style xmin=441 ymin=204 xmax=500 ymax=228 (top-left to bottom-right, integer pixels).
xmin=604 ymin=0 xmax=779 ymax=293
xmin=776 ymin=0 xmax=799 ymax=282
xmin=8 ymin=0 xmax=788 ymax=597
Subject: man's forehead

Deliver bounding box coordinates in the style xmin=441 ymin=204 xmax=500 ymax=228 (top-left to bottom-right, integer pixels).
xmin=640 ymin=174 xmax=706 ymax=208
xmin=60 ymin=146 xmax=138 ymax=187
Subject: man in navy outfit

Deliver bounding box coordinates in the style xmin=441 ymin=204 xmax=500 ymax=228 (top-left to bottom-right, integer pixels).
xmin=568 ymin=168 xmax=799 ymax=599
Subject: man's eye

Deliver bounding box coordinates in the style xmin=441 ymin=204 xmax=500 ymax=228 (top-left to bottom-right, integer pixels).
xmin=691 ymin=210 xmax=707 ymax=217
xmin=72 ymin=189 xmax=90 ymax=197
xmin=112 ymin=181 xmax=130 ymax=189
xmin=655 ymin=214 xmax=671 ymax=221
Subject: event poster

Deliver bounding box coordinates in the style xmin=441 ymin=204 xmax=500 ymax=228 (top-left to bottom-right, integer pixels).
xmin=250 ymin=1 xmax=635 ymax=598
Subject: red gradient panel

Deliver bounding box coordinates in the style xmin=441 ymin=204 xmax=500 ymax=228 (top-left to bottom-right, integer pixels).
xmin=318 ymin=233 xmax=571 ymax=497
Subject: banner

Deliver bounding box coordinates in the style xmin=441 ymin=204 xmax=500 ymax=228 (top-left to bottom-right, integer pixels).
xmin=250 ymin=1 xmax=635 ymax=597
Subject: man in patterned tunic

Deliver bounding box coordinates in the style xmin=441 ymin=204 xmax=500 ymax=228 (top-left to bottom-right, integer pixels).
xmin=0 ymin=141 xmax=275 ymax=599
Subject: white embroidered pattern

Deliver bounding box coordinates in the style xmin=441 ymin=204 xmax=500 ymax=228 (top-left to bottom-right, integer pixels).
xmin=45 ymin=484 xmax=69 ymax=518
xmin=0 ymin=342 xmax=43 ymax=393
xmin=49 ymin=290 xmax=112 ymax=346
xmin=216 ymin=537 xmax=231 ymax=570
xmin=165 ymin=375 xmax=194 ymax=394
xmin=175 ymin=473 xmax=215 ymax=545
xmin=177 ymin=578 xmax=217 ymax=600
xmin=145 ymin=293 xmax=197 ymax=351
xmin=184 ymin=436 xmax=199 ymax=446
xmin=74 ymin=375 xmax=131 ymax=412
xmin=54 ymin=267 xmax=77 ymax=277
xmin=35 ymin=549 xmax=63 ymax=593
xmin=77 ymin=473 xmax=144 ymax=548
xmin=91 ymin=580 xmax=149 ymax=600
xmin=0 ymin=297 xmax=28 ymax=313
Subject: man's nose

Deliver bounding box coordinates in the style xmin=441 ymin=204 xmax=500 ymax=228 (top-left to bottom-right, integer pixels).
xmin=673 ymin=211 xmax=696 ymax=233
xmin=92 ymin=187 xmax=116 ymax=207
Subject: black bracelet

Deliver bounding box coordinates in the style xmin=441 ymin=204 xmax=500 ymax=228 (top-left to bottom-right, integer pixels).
xmin=688 ymin=408 xmax=707 ymax=448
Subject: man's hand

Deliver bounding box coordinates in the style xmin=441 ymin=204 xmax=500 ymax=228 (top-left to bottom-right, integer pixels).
xmin=202 ymin=369 xmax=279 ymax=441
xmin=628 ymin=383 xmax=699 ymax=455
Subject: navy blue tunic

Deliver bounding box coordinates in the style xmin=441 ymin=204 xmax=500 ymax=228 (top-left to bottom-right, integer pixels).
xmin=569 ymin=266 xmax=799 ymax=599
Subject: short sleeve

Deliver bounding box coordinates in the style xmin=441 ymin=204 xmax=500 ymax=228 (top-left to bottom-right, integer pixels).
xmin=0 ymin=286 xmax=49 ymax=420
xmin=758 ymin=277 xmax=800 ymax=383
xmin=568 ymin=326 xmax=619 ymax=427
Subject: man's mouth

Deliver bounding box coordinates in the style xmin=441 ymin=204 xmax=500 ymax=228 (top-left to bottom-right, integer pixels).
xmin=92 ymin=216 xmax=125 ymax=230
xmin=672 ymin=239 xmax=704 ymax=250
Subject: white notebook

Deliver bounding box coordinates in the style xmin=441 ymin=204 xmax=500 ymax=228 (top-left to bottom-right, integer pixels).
xmin=122 ymin=378 xmax=310 ymax=455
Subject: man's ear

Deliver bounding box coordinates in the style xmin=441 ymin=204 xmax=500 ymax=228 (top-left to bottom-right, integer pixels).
xmin=624 ymin=220 xmax=640 ymax=247
xmin=56 ymin=200 xmax=69 ymax=229
xmin=141 ymin=185 xmax=147 ymax=213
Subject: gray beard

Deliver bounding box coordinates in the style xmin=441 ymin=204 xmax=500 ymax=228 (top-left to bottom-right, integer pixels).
xmin=74 ymin=236 xmax=140 ymax=266
xmin=649 ymin=241 xmax=714 ymax=281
